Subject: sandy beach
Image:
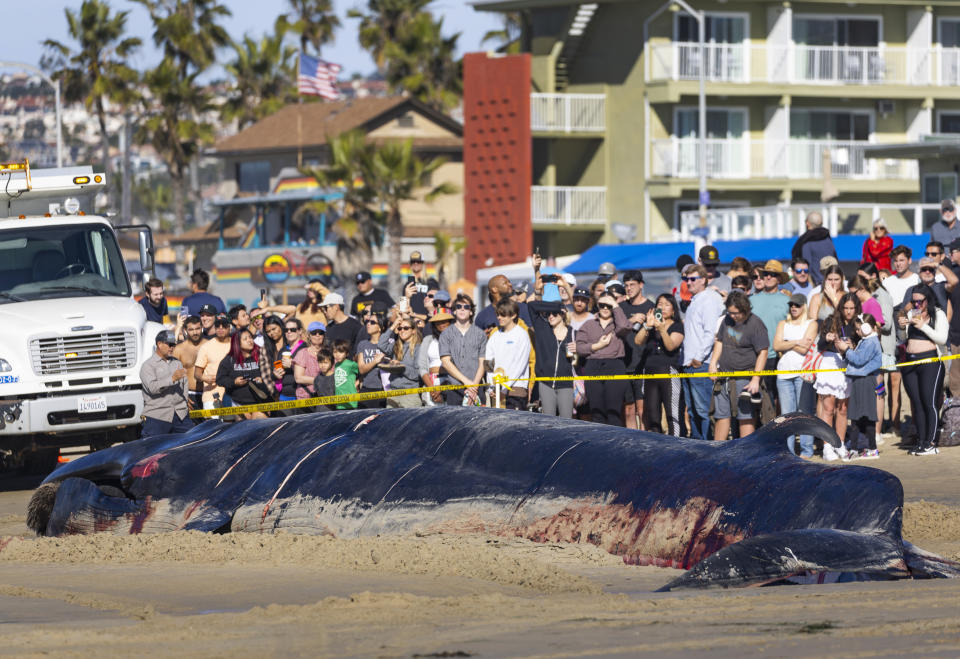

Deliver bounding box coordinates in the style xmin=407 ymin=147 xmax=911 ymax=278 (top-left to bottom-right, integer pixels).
xmin=0 ymin=444 xmax=958 ymax=658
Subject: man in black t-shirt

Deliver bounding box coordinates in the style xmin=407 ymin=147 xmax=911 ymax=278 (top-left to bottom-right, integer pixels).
xmin=350 ymin=271 xmax=394 ymax=318
xmin=322 ymin=292 xmax=362 ymax=353
xmin=620 ymin=271 xmax=655 ymax=429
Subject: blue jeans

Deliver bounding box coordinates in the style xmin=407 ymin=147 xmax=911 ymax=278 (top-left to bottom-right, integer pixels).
xmin=683 ymin=362 xmax=713 ymax=440
xmin=777 ymin=377 xmax=814 ymax=457
xmin=142 ymin=412 xmax=194 ymax=439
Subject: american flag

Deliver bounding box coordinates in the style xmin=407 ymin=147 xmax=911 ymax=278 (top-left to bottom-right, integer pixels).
xmin=298 ymin=53 xmax=342 ymax=100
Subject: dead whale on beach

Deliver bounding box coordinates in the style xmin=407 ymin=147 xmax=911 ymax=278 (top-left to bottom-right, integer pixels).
xmin=24 ymin=409 xmax=960 ymax=589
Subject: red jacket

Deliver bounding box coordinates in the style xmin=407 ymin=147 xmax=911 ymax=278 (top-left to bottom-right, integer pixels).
xmin=861 ymin=235 xmax=892 ymax=272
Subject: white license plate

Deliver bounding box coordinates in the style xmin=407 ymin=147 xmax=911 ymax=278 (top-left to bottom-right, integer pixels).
xmin=77 ymin=395 xmax=107 ymax=414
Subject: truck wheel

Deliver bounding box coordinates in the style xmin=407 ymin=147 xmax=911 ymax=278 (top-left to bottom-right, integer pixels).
xmin=22 ymin=448 xmax=59 ymax=476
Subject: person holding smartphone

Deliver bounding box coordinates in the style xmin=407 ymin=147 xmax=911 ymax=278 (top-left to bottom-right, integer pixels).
xmin=576 ymin=293 xmax=631 ymax=426
xmin=635 ymin=294 xmax=684 ymax=436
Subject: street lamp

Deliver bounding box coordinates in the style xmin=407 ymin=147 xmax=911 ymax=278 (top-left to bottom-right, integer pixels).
xmin=0 ymin=61 xmax=63 ymax=168
xmin=643 ymin=1 xmax=708 ymax=227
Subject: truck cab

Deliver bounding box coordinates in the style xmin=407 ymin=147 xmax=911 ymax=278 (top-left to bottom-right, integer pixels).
xmin=0 ymin=162 xmax=158 ymax=468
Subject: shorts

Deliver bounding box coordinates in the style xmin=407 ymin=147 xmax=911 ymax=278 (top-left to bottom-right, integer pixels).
xmin=713 ymin=377 xmax=754 ymax=421
xmin=625 ymin=378 xmax=644 ymax=403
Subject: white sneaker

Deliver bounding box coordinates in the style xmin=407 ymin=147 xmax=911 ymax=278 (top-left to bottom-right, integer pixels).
xmin=823 ymin=444 xmax=839 ymax=461
xmin=915 ymin=446 xmax=940 ymax=456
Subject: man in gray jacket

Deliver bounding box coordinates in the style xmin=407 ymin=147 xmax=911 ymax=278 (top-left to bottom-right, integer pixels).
xmin=140 ymin=330 xmax=192 ymax=438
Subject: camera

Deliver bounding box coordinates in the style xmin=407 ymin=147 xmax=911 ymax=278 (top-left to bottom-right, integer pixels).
xmin=541 ymin=274 xmax=558 ymax=284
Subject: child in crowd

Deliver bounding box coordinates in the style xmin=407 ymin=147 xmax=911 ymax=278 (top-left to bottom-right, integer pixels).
xmin=332 ymin=339 xmax=360 ymax=410
xmin=312 ymin=347 xmax=337 ymax=411
xmin=837 ymin=314 xmax=883 ymax=459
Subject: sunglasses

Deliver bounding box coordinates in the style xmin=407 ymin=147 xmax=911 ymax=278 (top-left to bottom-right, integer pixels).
xmin=284 ymin=327 xmax=299 ymax=333
xmin=794 ymin=268 xmax=809 ymax=274
xmin=752 ymin=274 xmax=763 ymax=280
xmin=681 ymin=275 xmax=701 ymax=282
xmin=426 ymin=293 xmax=434 ymax=298
xmin=925 ymin=252 xmax=942 ymax=257
xmin=912 ymin=299 xmax=926 ymax=307
xmin=365 ymin=319 xmax=379 ymax=324
xmin=788 ymin=302 xmax=803 ymax=309
xmin=547 ymin=310 xmax=563 ymax=316
xmin=597 ymin=303 xmax=613 ymax=311
xmin=454 ymin=304 xmax=471 ymax=310
xmin=309 ymin=330 xmax=325 ymax=336
xmin=920 ymin=267 xmax=937 ymax=274
xmin=398 ymin=325 xmax=414 ymax=331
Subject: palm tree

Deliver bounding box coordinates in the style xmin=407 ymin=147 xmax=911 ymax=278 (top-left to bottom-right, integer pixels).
xmin=286 ymin=0 xmax=340 ymax=56
xmin=300 ymin=131 xmax=384 ymax=277
xmin=223 ymin=18 xmax=297 ymax=130
xmin=133 ymin=0 xmax=230 ymax=235
xmin=433 ymin=230 xmax=466 ymax=288
xmin=363 ymin=138 xmax=458 ymax=296
xmin=349 ymin=0 xmax=432 ymax=69
xmin=350 ymin=0 xmax=461 ymax=111
xmin=481 ymin=11 xmax=524 ymax=54
xmin=42 ymin=0 xmax=141 ymax=181
xmin=137 ymin=58 xmax=215 ymax=235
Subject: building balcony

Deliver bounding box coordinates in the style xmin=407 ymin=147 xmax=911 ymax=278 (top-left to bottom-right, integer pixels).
xmin=647 ymin=43 xmax=960 ymax=87
xmin=531 ymin=93 xmax=605 ymax=134
xmin=649 ymin=138 xmax=917 ymax=181
xmin=531 ymin=186 xmax=606 ymax=226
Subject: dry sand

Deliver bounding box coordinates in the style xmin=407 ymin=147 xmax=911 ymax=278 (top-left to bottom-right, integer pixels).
xmin=0 ymin=444 xmax=958 ymax=657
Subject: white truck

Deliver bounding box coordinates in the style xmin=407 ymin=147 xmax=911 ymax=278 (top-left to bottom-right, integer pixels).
xmin=0 ymin=162 xmax=159 ymax=471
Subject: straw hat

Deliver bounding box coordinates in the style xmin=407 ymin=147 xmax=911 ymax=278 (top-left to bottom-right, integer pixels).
xmin=762 ymin=259 xmax=790 ymax=284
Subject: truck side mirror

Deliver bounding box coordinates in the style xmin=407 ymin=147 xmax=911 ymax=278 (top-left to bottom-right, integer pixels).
xmin=138 ymin=230 xmax=154 ymax=273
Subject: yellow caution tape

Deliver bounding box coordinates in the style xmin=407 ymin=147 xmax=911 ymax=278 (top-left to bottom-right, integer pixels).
xmin=191 ymin=352 xmax=960 ymax=419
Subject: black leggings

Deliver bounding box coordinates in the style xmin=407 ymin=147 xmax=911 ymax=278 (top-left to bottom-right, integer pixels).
xmin=584 ymin=359 xmax=628 ymax=426
xmin=358 ymin=387 xmax=387 ymax=409
xmin=642 ymin=368 xmax=683 ymax=437
xmin=901 ymin=350 xmax=945 ymax=450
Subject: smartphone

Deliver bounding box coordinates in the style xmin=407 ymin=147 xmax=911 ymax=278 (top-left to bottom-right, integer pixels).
xmin=535 ymin=246 xmax=540 ymax=257
xmin=397 ymin=297 xmax=409 ymax=313
xmin=260 ymin=288 xmax=266 ymax=300
xmin=654 ymin=308 xmax=663 ymax=322
xmin=541 ymin=274 xmax=558 ymax=283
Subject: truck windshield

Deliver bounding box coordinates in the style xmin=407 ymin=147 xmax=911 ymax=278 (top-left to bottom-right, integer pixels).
xmin=0 ymin=223 xmax=131 ymax=303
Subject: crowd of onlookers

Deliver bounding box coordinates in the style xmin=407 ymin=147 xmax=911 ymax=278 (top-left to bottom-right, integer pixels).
xmin=138 ymin=201 xmax=960 ymax=459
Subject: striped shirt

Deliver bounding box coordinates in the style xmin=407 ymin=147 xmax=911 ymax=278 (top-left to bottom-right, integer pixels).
xmin=439 ymin=323 xmax=487 ymax=382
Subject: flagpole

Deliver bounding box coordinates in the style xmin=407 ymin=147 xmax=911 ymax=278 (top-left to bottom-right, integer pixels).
xmin=297 ymin=51 xmax=303 ymax=169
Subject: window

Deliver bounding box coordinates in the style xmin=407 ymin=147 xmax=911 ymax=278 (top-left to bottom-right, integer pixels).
xmin=676 ymin=108 xmax=746 ymax=138
xmin=924 ymin=173 xmax=958 ymax=228
xmin=790 ymin=110 xmax=871 ymax=140
xmin=794 ymin=17 xmax=880 ymax=46
xmin=940 ymin=18 xmax=960 ymax=47
xmin=396 ymin=113 xmax=415 ymax=128
xmin=676 ymin=14 xmax=746 ymax=43
xmin=938 ymin=113 xmax=960 ymax=134
xmin=237 ymin=161 xmax=271 ymax=193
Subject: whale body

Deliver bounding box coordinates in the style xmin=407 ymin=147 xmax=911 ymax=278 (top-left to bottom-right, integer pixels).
xmin=25 ymin=409 xmax=960 ymax=589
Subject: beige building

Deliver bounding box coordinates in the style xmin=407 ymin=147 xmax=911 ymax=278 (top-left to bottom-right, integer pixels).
xmin=475 ymin=0 xmax=960 ymax=251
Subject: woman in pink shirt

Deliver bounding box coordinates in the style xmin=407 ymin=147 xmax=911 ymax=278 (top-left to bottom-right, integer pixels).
xmin=848 ymin=276 xmax=885 ymax=326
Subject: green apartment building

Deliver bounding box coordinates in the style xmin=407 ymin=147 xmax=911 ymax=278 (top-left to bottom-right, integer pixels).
xmin=474 ymin=0 xmax=960 ymax=254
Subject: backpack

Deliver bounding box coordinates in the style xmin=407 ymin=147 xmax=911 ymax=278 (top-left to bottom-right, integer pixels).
xmin=940 ymin=397 xmax=960 ymax=447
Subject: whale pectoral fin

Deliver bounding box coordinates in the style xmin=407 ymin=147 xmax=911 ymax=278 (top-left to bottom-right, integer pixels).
xmin=902 ymin=541 xmax=960 ymax=579
xmin=656 ymin=529 xmax=909 ymax=591
xmin=745 ymin=412 xmax=842 ymax=449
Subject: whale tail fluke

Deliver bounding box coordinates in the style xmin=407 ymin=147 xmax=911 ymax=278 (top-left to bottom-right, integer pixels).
xmin=656 ymin=529 xmax=911 ymax=591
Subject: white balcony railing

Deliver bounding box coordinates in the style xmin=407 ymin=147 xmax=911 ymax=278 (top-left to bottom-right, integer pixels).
xmin=647 ymin=42 xmax=944 ymax=86
xmin=650 ymin=138 xmax=917 ymax=180
xmin=530 ymin=93 xmax=605 ymax=133
xmin=531 ymin=186 xmax=606 ymax=225
xmin=677 ymin=202 xmax=940 ymax=243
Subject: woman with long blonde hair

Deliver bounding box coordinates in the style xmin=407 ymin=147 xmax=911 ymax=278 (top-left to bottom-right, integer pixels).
xmin=378 ymin=312 xmax=423 ymax=408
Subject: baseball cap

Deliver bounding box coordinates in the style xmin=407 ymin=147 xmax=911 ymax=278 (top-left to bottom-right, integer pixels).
xmin=597 ymin=262 xmax=616 ymax=277
xmin=307 ymin=321 xmax=326 ymax=333
xmin=213 ymin=314 xmax=231 ymax=328
xmin=572 ymin=287 xmax=591 ymax=299
xmin=561 ymin=272 xmax=577 ymax=286
xmin=198 ymin=303 xmax=217 ymax=316
xmin=433 ymin=290 xmax=451 ymax=304
xmin=950 ymin=237 xmax=960 ymax=252
xmin=356 ymin=271 xmax=372 ymax=283
xmin=942 ymin=198 xmax=956 ymax=212
xmin=699 ymin=245 xmax=720 ymax=265
xmin=321 ymin=292 xmax=344 ymax=307
xmin=819 ymin=255 xmax=839 ymax=270
xmin=409 ymin=251 xmax=424 ymax=263
xmin=789 ymin=293 xmax=807 ymax=306
xmin=155 ymin=329 xmax=177 ymax=346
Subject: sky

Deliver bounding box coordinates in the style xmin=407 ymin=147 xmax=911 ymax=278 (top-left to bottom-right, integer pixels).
xmin=6 ymin=0 xmax=504 ymax=79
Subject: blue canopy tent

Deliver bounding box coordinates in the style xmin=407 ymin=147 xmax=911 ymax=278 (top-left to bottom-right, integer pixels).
xmin=566 ymin=234 xmax=932 ymax=275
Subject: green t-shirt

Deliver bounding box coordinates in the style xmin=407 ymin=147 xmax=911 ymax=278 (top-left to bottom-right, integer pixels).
xmin=334 ymin=359 xmax=359 ymax=409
